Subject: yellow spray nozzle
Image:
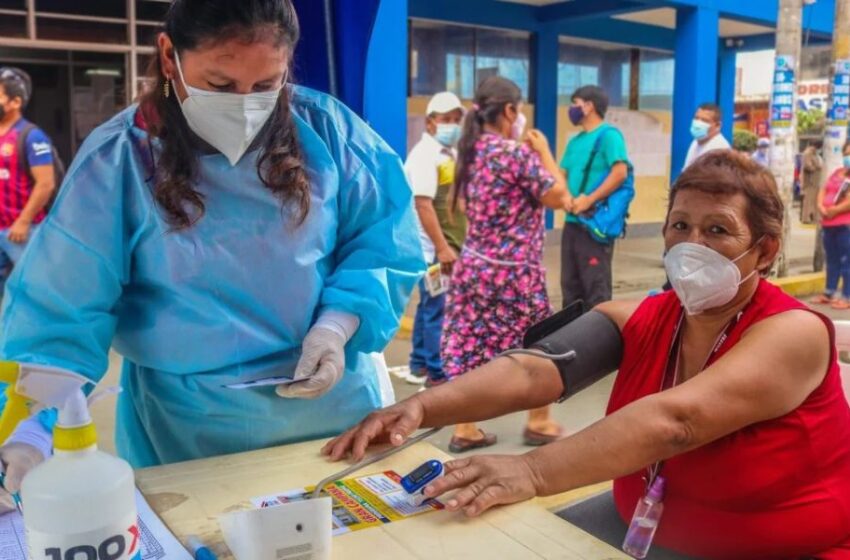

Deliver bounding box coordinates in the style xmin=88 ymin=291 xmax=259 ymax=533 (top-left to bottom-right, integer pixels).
xmin=0 ymin=361 xmax=20 ymax=385
xmin=0 ymin=361 xmax=26 ymax=445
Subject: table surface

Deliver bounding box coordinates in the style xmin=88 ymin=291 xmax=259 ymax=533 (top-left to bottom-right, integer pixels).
xmin=135 ymin=437 xmax=626 ymax=559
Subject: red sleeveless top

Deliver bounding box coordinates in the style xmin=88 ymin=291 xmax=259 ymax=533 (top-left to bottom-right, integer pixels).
xmin=609 ymin=280 xmax=850 ymax=558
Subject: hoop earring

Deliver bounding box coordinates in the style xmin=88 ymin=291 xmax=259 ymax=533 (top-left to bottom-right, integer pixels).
xmin=163 ymin=80 xmax=170 ymax=98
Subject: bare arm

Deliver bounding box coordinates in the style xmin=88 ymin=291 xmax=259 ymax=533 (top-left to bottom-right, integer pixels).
xmin=323 ymin=300 xmax=642 ymax=461
xmin=18 ymin=165 xmax=55 ymax=223
xmin=415 ymin=299 xmax=642 ymax=426
xmin=585 ymin=162 xmax=628 ymax=205
xmin=425 ymin=310 xmax=830 ymax=516
xmin=8 ymin=165 xmax=55 ymax=243
xmin=414 ymin=196 xmax=450 ymax=253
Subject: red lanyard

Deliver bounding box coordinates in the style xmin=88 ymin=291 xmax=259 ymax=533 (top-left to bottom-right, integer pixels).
xmin=646 ymin=307 xmax=745 ymax=488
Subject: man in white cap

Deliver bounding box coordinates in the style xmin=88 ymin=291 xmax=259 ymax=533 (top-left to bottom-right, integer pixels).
xmin=403 ymin=92 xmax=464 ymax=387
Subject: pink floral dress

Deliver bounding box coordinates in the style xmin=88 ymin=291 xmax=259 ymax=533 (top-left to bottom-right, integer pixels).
xmin=441 ymin=133 xmax=556 ymax=378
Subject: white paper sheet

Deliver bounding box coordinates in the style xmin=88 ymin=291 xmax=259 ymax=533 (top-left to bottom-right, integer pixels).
xmin=223 ymin=376 xmax=306 ymax=389
xmin=0 ymin=489 xmax=191 ymax=560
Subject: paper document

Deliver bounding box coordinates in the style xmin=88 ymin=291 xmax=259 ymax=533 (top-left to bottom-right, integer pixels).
xmin=0 ymin=489 xmax=191 ymax=560
xmin=223 ymin=376 xmax=306 ymax=389
xmin=252 ymin=469 xmax=443 ymax=536
xmin=0 ymin=507 xmax=25 ymax=559
xmin=135 ymin=489 xmax=193 ymax=559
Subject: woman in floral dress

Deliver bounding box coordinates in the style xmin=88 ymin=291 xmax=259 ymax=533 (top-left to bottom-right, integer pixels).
xmin=442 ymin=76 xmax=571 ymax=452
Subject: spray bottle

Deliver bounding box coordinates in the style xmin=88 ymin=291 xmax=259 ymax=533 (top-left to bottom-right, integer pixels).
xmin=0 ymin=362 xmax=139 ymax=560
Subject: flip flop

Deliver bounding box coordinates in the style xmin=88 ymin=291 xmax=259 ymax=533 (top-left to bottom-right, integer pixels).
xmin=523 ymin=426 xmax=564 ymax=447
xmin=811 ymin=294 xmax=833 ymax=305
xmin=449 ymin=430 xmax=497 ymax=453
xmin=832 ymin=299 xmax=850 ymax=310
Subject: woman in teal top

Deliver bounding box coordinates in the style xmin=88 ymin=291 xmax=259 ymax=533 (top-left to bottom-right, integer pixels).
xmin=0 ymin=0 xmax=423 ymax=501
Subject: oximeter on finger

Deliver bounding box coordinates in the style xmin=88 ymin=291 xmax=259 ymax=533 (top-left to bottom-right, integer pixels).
xmin=401 ymin=460 xmax=443 ymax=506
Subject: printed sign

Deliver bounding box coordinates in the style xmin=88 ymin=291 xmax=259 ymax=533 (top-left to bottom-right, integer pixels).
xmin=770 ymin=55 xmax=796 ymax=130
xmin=828 ymin=59 xmax=850 ymax=127
xmin=252 ymin=470 xmax=444 ymax=536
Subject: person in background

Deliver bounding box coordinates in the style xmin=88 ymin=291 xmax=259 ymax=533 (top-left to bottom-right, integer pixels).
xmin=0 ymin=67 xmax=56 ymax=291
xmin=0 ymin=0 xmax=423 ymax=511
xmin=811 ymin=141 xmax=850 ymax=310
xmin=404 ymin=92 xmax=465 ymax=389
xmin=801 ymin=141 xmax=824 ymax=225
xmin=683 ymin=102 xmax=730 ymax=170
xmin=560 ymin=85 xmax=630 ymax=310
xmin=441 ymin=76 xmax=571 ymax=452
xmin=751 ymin=137 xmax=770 ymax=168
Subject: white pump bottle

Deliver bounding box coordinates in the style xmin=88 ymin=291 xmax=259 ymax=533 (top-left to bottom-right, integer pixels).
xmin=5 ymin=364 xmax=139 ymax=560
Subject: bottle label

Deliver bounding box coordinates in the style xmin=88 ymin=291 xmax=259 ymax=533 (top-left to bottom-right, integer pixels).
xmin=27 ymin=511 xmax=141 ymax=560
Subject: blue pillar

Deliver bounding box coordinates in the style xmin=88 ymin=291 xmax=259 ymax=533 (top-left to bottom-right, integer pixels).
xmin=363 ymin=0 xmax=408 ymax=156
xmin=718 ymin=46 xmax=737 ymax=142
xmin=533 ymin=26 xmax=559 ymax=229
xmin=671 ymin=6 xmax=719 ymax=180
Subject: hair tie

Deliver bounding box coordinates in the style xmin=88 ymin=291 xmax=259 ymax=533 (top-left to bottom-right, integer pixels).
xmin=471 ymin=103 xmax=480 ymax=111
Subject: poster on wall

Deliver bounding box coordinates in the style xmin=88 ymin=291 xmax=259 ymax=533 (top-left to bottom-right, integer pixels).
xmin=770 ymin=55 xmax=796 ymax=132
xmin=828 ymin=59 xmax=850 ymax=128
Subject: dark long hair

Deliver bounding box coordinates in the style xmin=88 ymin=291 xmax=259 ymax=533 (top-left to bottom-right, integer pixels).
xmin=453 ymin=76 xmax=522 ymax=211
xmin=140 ymin=0 xmax=310 ymax=229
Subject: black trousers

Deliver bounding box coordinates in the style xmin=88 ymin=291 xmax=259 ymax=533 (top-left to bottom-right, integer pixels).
xmin=560 ymin=222 xmax=614 ymax=310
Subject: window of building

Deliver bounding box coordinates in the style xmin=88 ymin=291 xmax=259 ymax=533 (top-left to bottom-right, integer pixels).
xmin=638 ymin=50 xmax=674 ymax=111
xmin=558 ymin=39 xmax=631 ymax=108
xmin=409 ymin=19 xmax=530 ymax=99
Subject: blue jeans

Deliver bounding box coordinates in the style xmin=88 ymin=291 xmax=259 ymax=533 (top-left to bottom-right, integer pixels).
xmin=824 ymin=225 xmax=850 ymax=299
xmin=409 ymin=278 xmax=446 ymax=382
xmin=0 ymin=226 xmax=35 ymax=294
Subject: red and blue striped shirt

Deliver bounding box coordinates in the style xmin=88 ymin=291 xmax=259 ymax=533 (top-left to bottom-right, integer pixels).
xmin=0 ymin=118 xmax=53 ymax=228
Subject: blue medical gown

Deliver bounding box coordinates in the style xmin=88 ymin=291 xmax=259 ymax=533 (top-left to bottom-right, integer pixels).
xmin=0 ymin=86 xmax=425 ymax=468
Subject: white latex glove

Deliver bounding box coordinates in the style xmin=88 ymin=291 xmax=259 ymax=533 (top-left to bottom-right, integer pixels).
xmin=0 ymin=441 xmax=44 ymax=514
xmin=277 ymin=327 xmax=346 ymax=399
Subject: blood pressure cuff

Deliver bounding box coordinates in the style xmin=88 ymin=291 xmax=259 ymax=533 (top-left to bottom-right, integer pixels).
xmin=523 ymin=301 xmax=623 ymax=402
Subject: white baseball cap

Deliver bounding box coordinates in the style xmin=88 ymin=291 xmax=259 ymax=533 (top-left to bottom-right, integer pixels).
xmin=427 ymin=92 xmax=463 ymax=116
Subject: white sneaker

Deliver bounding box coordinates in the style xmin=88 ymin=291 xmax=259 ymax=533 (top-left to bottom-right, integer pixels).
xmin=388 ymin=365 xmax=410 ymax=380
xmin=405 ymin=370 xmax=428 ymax=385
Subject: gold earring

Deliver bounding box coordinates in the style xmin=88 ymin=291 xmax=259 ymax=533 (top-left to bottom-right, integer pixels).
xmin=163 ymin=80 xmax=170 ymax=98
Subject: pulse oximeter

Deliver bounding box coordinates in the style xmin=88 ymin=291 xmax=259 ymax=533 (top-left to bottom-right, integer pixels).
xmin=400 ymin=460 xmax=443 ymax=506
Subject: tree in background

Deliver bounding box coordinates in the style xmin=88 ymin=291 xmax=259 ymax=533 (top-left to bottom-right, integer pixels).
xmin=733 ymin=129 xmax=758 ymax=152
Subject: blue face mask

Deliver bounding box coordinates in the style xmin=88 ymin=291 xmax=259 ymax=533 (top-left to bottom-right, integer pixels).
xmin=690 ymin=119 xmax=711 ymax=140
xmin=434 ymin=123 xmax=461 ymax=147
xmin=844 ymin=155 xmax=850 ymax=169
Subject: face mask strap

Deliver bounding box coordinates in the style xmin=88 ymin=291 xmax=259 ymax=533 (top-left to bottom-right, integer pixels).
xmin=173 ymin=50 xmax=188 ymax=91
xmin=731 ymin=235 xmax=766 ymax=284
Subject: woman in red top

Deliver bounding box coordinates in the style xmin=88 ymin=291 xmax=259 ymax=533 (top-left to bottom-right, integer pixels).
xmin=812 ymin=141 xmax=850 ymax=310
xmin=326 ymin=151 xmax=850 ymax=558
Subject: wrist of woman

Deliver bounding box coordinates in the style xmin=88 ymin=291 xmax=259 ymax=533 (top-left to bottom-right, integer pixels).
xmin=522 ymin=450 xmax=550 ymax=497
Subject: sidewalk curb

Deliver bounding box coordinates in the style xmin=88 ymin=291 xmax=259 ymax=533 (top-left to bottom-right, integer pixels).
xmin=770 ymin=272 xmax=825 ymax=298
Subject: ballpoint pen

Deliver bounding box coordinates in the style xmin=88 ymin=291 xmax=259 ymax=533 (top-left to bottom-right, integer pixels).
xmin=0 ymin=471 xmax=23 ymax=514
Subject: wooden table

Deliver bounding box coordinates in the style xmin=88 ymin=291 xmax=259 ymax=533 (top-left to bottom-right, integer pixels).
xmin=135 ymin=438 xmax=626 ymax=559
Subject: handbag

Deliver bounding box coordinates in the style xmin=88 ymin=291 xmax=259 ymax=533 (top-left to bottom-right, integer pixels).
xmin=575 ymin=126 xmax=635 ymax=244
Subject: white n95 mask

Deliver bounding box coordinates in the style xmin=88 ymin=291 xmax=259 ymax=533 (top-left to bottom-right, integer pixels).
xmin=664 ymin=242 xmax=758 ymax=315
xmin=174 ymin=51 xmax=282 ymax=165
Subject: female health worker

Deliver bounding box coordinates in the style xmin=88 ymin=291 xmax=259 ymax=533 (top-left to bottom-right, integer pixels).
xmin=0 ymin=0 xmax=424 ymax=504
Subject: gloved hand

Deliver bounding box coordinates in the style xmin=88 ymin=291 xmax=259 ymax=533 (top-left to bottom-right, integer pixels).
xmin=0 ymin=442 xmax=44 ymax=514
xmin=277 ymin=327 xmax=346 ymax=399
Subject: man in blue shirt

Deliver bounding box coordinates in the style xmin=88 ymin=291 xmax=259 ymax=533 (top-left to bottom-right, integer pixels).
xmin=559 ymin=86 xmax=630 ymax=310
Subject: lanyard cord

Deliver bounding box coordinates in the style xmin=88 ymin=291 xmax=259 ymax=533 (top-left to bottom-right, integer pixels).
xmin=646 ymin=308 xmax=744 ymax=487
